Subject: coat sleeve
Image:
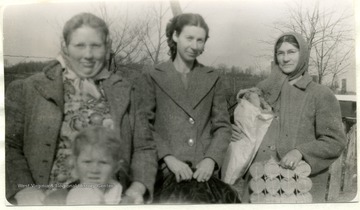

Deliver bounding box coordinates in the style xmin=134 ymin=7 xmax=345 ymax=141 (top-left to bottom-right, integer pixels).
xmin=5 ymin=79 xmax=35 ymax=201
xmin=204 ymin=76 xmax=232 ymax=168
xmin=295 ymin=86 xmax=346 ymax=175
xmin=136 ymin=71 xmax=174 ymax=161
xmin=129 ymin=81 xmax=158 ymax=201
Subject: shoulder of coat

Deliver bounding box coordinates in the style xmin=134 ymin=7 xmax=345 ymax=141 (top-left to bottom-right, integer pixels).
xmin=154 ymin=60 xmax=172 ymax=72
xmin=42 ymin=60 xmax=63 ymax=80
xmin=306 ymin=82 xmax=338 ymax=104
xmin=307 ymin=82 xmax=332 ymax=95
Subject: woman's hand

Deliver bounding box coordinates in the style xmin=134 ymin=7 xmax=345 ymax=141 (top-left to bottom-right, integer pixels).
xmin=122 ymin=182 xmax=145 ymax=204
xmin=231 ymin=124 xmax=245 ymax=142
xmin=121 ymin=193 xmax=144 ymax=204
xmin=280 ymin=149 xmax=303 ymax=170
xmin=164 ymin=156 xmax=193 ymax=182
xmin=14 ymin=187 xmax=45 ymax=205
xmin=193 ymin=158 xmax=215 ymax=182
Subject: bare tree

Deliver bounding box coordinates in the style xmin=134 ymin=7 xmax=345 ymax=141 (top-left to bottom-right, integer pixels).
xmin=138 ymin=1 xmax=170 ymax=65
xmin=91 ymin=1 xmax=171 ymax=68
xmin=271 ymin=1 xmax=354 ymax=84
xmin=92 ymin=2 xmax=148 ymax=69
xmin=328 ymin=46 xmax=353 ymax=89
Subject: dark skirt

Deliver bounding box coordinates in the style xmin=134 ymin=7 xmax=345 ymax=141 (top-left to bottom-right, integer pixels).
xmin=154 ymin=167 xmax=241 ymax=204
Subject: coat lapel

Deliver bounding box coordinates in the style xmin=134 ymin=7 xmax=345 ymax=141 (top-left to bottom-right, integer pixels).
xmin=150 ymin=61 xmax=192 ymax=114
xmin=187 ymin=64 xmax=219 ymax=109
xmin=33 ymin=61 xmax=64 ymax=111
xmin=102 ymin=73 xmax=131 ymax=125
xmin=151 ymin=60 xmax=219 ymax=115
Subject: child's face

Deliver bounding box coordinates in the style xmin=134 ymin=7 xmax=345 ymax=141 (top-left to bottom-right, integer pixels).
xmin=75 ymin=145 xmax=117 ymax=186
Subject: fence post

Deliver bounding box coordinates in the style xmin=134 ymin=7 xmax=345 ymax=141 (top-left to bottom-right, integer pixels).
xmin=343 ymin=124 xmax=357 ymax=192
xmin=327 ymin=153 xmax=344 ymax=201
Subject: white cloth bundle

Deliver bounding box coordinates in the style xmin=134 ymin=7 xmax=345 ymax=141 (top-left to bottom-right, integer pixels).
xmin=222 ymin=89 xmax=273 ymax=185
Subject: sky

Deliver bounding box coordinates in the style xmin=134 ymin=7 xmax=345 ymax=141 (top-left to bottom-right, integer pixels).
xmin=1 ymin=0 xmax=357 ymax=91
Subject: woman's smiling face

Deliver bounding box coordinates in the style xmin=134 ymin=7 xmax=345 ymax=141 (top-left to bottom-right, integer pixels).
xmin=173 ymin=25 xmax=206 ymax=64
xmin=276 ymin=42 xmax=300 ymax=74
xmin=64 ymin=26 xmax=108 ymax=78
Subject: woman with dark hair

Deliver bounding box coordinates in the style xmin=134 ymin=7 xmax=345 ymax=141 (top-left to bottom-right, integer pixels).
xmin=239 ymin=32 xmax=346 ymax=203
xmin=5 ymin=12 xmax=157 ymax=205
xmin=138 ymin=13 xmax=233 ymax=203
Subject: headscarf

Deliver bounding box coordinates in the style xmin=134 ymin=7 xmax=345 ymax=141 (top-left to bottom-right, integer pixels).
xmin=257 ymin=32 xmax=311 ymax=158
xmin=57 ymin=52 xmax=110 ymax=100
xmin=257 ymin=32 xmax=310 ymax=108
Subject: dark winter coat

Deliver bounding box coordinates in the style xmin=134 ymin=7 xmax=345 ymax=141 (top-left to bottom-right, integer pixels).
xmin=5 ymin=61 xmax=157 ymax=203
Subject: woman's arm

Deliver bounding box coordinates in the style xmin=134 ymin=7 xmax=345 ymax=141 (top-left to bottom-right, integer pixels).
xmin=125 ymin=80 xmax=158 ymax=203
xmin=5 ymin=80 xmax=45 ymax=204
xmin=295 ymin=86 xmax=346 ymax=174
xmin=193 ymin=76 xmax=232 ymax=182
xmin=204 ymin=76 xmax=232 ymax=168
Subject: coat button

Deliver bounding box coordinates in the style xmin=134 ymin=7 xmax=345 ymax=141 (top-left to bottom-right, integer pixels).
xmin=188 ymin=138 xmax=195 ymax=147
xmin=189 ymin=118 xmax=195 ymax=125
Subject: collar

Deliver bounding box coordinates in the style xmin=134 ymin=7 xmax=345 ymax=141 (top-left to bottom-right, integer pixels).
xmin=43 ymin=60 xmax=63 ymax=81
xmin=155 ymin=59 xmax=210 ymax=73
xmin=293 ymin=71 xmax=313 ymax=90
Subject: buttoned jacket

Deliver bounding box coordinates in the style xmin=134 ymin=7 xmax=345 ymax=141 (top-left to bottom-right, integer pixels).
xmin=254 ymin=72 xmax=346 ymax=202
xmin=5 ymin=61 xmax=157 ymax=201
xmin=138 ymin=60 xmax=232 ymax=170
xmin=257 ymin=72 xmax=346 ymax=174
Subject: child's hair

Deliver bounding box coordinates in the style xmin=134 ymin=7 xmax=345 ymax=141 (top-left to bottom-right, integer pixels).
xmin=72 ymin=126 xmax=122 ymax=162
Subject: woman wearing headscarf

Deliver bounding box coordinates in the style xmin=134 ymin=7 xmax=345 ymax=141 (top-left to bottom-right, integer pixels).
xmin=241 ymin=32 xmax=346 ymax=203
xmin=5 ymin=13 xmax=157 ymax=205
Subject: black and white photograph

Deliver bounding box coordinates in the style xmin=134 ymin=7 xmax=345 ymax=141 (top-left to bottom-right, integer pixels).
xmin=2 ymin=0 xmax=358 ymax=207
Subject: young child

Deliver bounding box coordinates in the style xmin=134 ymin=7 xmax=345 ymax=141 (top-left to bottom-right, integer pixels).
xmin=44 ymin=126 xmax=123 ymax=205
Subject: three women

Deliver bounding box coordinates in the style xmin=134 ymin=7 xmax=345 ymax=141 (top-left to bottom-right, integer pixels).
xmin=5 ymin=11 xmax=346 ymax=205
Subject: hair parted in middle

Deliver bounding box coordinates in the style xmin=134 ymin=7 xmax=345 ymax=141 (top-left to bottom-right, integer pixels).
xmin=274 ymin=35 xmax=300 ymax=64
xmin=165 ymin=13 xmax=209 ymax=60
xmin=62 ymin=12 xmax=110 ymax=46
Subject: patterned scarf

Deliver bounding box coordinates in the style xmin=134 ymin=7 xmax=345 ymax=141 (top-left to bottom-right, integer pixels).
xmin=56 ymin=53 xmax=110 ymax=100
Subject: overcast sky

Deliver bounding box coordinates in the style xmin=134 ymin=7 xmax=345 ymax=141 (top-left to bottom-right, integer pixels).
xmin=1 ymin=0 xmax=356 ymax=91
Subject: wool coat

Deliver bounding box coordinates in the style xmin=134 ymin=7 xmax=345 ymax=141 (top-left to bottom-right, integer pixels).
xmin=253 ymin=72 xmax=346 ymax=202
xmin=138 ymin=60 xmax=232 ymax=172
xmin=5 ymin=61 xmax=157 ymax=203
xmin=246 ymin=32 xmax=346 ymax=203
